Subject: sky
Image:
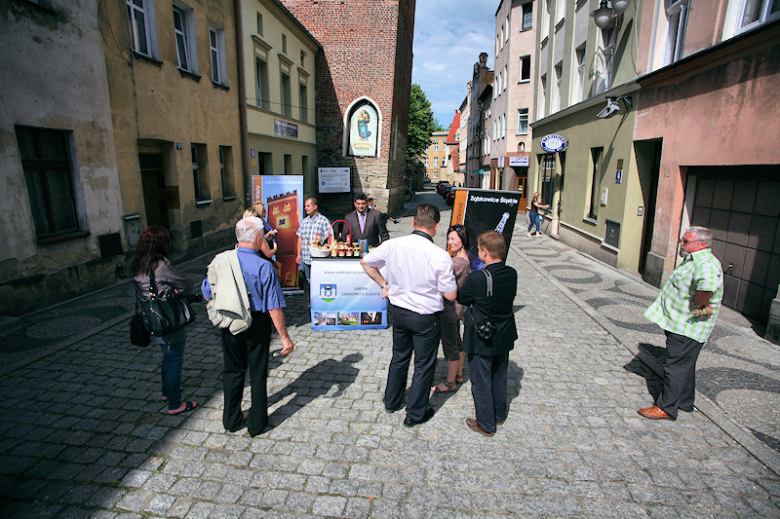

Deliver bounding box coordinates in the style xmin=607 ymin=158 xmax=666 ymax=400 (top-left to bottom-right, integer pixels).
xmin=412 ymin=0 xmax=498 ymax=129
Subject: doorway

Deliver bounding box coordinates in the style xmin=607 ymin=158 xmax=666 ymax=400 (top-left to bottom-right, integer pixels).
xmin=636 ymin=140 xmax=661 ymax=276
xmin=139 ymin=153 xmax=169 ymax=229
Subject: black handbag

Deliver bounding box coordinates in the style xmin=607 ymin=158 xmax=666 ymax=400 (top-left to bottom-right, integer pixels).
xmin=129 ymin=309 xmax=151 ymax=347
xmin=475 ymin=269 xmax=497 ymax=342
xmin=140 ymin=264 xmax=196 ymax=337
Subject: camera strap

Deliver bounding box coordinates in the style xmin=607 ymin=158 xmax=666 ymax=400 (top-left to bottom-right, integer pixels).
xmin=484 ymin=269 xmax=493 ymax=320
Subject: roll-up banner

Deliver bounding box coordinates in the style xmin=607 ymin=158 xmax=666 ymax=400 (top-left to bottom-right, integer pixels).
xmin=450 ymin=188 xmax=522 ymax=271
xmin=251 ymin=175 xmax=304 ymax=288
xmin=310 ymin=258 xmax=389 ymax=331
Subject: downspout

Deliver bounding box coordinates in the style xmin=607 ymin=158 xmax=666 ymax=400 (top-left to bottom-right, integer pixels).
xmin=235 ymin=0 xmax=251 ymax=206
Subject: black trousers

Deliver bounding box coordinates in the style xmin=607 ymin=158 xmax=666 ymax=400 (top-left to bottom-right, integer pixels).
xmin=468 ymin=350 xmax=509 ymax=434
xmin=220 ymin=312 xmax=271 ymax=436
xmin=385 ymin=305 xmax=441 ymax=421
xmin=657 ymin=330 xmax=704 ymax=420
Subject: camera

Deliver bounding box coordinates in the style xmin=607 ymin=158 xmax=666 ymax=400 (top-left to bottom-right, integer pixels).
xmin=476 ymin=320 xmax=496 ymax=342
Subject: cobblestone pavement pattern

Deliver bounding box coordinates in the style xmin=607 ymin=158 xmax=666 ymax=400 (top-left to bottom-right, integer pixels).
xmin=0 ymin=190 xmax=779 ymax=518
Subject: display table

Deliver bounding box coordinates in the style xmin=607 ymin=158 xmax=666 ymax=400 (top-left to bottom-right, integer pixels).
xmin=310 ymin=258 xmax=388 ymax=330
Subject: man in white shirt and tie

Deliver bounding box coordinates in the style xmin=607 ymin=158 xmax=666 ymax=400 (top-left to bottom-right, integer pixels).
xmin=344 ymin=193 xmax=389 ymax=247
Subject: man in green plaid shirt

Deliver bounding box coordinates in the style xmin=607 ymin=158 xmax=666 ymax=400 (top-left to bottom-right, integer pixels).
xmin=639 ymin=226 xmax=723 ymax=421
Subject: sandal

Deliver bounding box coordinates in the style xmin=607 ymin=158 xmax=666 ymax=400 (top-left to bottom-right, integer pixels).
xmin=442 ymin=375 xmax=464 ymax=384
xmin=168 ymin=400 xmax=198 ymax=415
xmin=431 ymin=381 xmax=457 ymax=393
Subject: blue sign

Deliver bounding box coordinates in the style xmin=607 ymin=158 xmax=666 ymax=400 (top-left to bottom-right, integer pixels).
xmin=274 ymin=119 xmax=299 ymax=138
xmin=541 ymin=134 xmax=567 ymax=153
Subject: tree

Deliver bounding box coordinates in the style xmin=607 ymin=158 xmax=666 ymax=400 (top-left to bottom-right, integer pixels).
xmin=407 ymin=83 xmax=436 ymax=162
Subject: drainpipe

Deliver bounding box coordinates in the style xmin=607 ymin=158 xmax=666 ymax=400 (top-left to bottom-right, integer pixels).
xmin=235 ymin=0 xmax=250 ymax=206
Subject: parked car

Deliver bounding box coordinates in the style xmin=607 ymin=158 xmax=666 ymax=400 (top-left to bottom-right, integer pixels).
xmin=435 ymin=181 xmax=450 ymax=195
xmin=439 ymin=184 xmax=453 ymax=198
xmin=446 ymin=187 xmax=456 ymax=206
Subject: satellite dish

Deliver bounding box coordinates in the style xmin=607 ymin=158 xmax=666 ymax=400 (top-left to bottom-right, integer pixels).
xmin=596 ymin=98 xmax=621 ymax=119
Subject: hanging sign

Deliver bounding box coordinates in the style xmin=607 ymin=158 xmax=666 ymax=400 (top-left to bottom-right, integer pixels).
xmin=540 ymin=134 xmax=567 ymax=153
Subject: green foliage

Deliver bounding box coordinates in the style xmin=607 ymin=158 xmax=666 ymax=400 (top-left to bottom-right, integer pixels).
xmin=407 ymin=84 xmax=436 ymax=161
xmin=434 ymin=119 xmax=447 ymax=132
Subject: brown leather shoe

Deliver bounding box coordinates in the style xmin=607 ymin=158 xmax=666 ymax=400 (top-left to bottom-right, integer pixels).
xmin=638 ymin=406 xmax=674 ymax=421
xmin=466 ymin=418 xmax=495 ymax=437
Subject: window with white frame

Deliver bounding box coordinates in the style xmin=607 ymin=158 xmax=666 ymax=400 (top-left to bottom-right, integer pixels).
xmin=664 ymin=0 xmax=689 ymax=65
xmin=540 ymin=0 xmax=550 ymax=39
xmin=500 ymin=26 xmax=505 ymax=50
xmin=522 ymin=2 xmax=533 ymax=30
xmin=434 ymin=157 xmax=439 ymax=166
xmin=495 ymin=35 xmax=500 ymax=56
xmin=434 ymin=141 xmax=439 ymax=151
xmin=516 ymin=108 xmax=529 ymax=135
xmin=552 ymin=62 xmax=563 ymax=113
xmin=556 ymin=0 xmax=565 ymax=24
xmin=256 ymin=57 xmax=269 ymax=109
xmin=738 ymin=0 xmax=780 ymax=33
xmin=425 ymin=157 xmax=429 ymax=166
xmin=504 ymin=65 xmax=508 ymax=91
xmin=539 ymin=74 xmax=547 ymax=118
xmin=595 ymin=26 xmax=615 ymax=93
xmin=126 ymin=0 xmax=159 ymax=59
xmin=502 ymin=113 xmax=506 ymax=138
xmin=519 ymin=55 xmax=531 ymax=82
xmin=572 ymin=44 xmax=586 ymax=104
xmin=506 ymin=15 xmax=510 ymax=40
xmin=173 ymin=3 xmax=198 ymax=74
xmin=16 ymin=126 xmax=85 ymax=240
xmin=209 ymin=24 xmax=227 ymax=86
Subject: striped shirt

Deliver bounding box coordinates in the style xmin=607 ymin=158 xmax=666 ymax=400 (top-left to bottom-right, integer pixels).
xmin=296 ymin=213 xmax=332 ymax=265
xmin=644 ymin=248 xmax=723 ymax=343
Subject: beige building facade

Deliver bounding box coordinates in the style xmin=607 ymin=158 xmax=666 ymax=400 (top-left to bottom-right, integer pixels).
xmin=0 ymin=0 xmax=126 ymax=314
xmin=241 ymin=0 xmax=320 ymax=197
xmin=423 ymin=130 xmax=449 ymax=183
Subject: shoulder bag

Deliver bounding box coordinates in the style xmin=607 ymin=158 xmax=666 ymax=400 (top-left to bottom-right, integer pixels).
xmin=474 ymin=269 xmax=497 ymax=342
xmin=140 ymin=264 xmax=196 ymax=337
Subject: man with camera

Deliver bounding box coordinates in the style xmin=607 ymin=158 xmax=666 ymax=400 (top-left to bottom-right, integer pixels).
xmin=457 ymin=231 xmax=518 ymax=437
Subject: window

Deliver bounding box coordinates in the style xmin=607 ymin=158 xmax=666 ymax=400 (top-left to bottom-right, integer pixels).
xmin=540 ymin=0 xmax=550 ymax=40
xmin=573 ymin=45 xmax=586 ymax=104
xmin=299 ymin=81 xmax=308 ymax=123
xmin=539 ymin=74 xmax=547 ymax=118
xmin=192 ymin=144 xmax=209 ymax=201
xmin=209 ymin=25 xmax=227 ymax=86
xmin=664 ymin=0 xmax=689 ymax=65
xmin=16 ymin=126 xmax=84 ymax=240
xmin=502 ymin=114 xmax=506 ymax=138
xmin=596 ymin=26 xmax=615 ymax=93
xmin=282 ymin=34 xmax=287 ymax=54
xmin=173 ymin=3 xmax=198 ymax=74
xmin=738 ymin=0 xmax=780 ymax=33
xmin=302 ymin=156 xmax=309 ymax=179
xmin=587 ymin=147 xmax=603 ymax=219
xmin=256 ymin=12 xmax=263 ymax=35
xmin=434 ymin=157 xmax=439 ymax=167
xmin=522 ymin=2 xmax=533 ymax=30
xmin=541 ymin=154 xmax=555 ymax=208
xmin=505 ymin=15 xmax=510 ymax=41
xmin=495 ymin=35 xmax=500 ymax=56
xmin=552 ymin=62 xmax=563 ymax=113
xmin=126 ymin=0 xmax=159 ymax=59
xmin=425 ymin=157 xmax=429 ymax=166
xmin=504 ymin=65 xmax=508 ymax=91
xmin=281 ymin=70 xmax=291 ymax=117
xmin=519 ymin=55 xmax=531 ymax=82
xmin=556 ymin=0 xmax=565 ymax=24
xmin=500 ymin=26 xmax=504 ymax=50
xmin=284 ymin=154 xmax=292 ymax=175
xmin=434 ymin=141 xmax=439 ymax=151
xmin=493 ymin=120 xmax=497 ymax=141
xmin=219 ymin=146 xmax=234 ymax=197
xmin=516 ymin=108 xmax=529 ymax=135
xmin=256 ymin=58 xmax=269 ymax=109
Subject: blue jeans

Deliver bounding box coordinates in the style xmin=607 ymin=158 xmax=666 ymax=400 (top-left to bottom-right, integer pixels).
xmin=159 ymin=335 xmax=186 ymax=410
xmin=527 ymin=213 xmax=542 ymax=233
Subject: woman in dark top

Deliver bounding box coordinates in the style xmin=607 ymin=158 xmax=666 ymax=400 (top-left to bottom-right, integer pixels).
xmin=433 ymin=224 xmax=471 ymax=393
xmin=133 ymin=226 xmax=198 ymax=415
xmin=527 ymin=192 xmax=550 ymax=236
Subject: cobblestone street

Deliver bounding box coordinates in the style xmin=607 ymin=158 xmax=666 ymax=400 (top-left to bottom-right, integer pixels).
xmin=1 ymin=192 xmax=779 ymax=518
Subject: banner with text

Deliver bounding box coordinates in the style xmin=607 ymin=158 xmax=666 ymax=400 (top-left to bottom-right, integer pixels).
xmin=310 ymin=258 xmax=388 ymax=331
xmin=450 ymin=188 xmax=522 ymax=271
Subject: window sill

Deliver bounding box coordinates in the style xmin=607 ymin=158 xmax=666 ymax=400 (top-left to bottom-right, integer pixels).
xmin=212 ymin=81 xmax=229 ymax=91
xmin=521 ymin=26 xmax=532 ymax=32
xmin=131 ymin=51 xmax=163 ymax=67
xmin=582 ymin=217 xmax=597 ymax=226
xmin=196 ymin=199 xmax=213 ymax=206
xmin=179 ymin=68 xmax=201 ymax=82
xmin=37 ymin=230 xmax=90 ymax=245
xmin=222 ymin=195 xmax=237 ymax=202
xmin=517 ymin=79 xmax=530 ymax=84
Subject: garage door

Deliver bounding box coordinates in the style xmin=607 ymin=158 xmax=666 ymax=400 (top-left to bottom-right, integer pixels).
xmin=689 ymin=169 xmax=780 ymax=324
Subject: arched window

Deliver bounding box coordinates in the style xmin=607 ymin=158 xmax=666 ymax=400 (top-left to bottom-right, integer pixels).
xmin=345 ymin=99 xmax=380 ymax=157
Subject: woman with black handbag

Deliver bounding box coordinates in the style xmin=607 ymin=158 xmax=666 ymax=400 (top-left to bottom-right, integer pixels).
xmin=133 ymin=226 xmax=198 ymax=415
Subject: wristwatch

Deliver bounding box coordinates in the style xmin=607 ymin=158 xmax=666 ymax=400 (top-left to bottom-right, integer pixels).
xmin=380 ymin=282 xmax=388 ymax=289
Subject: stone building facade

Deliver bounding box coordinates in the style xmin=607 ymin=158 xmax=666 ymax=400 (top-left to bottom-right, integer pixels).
xmin=284 ymin=0 xmax=416 ymax=215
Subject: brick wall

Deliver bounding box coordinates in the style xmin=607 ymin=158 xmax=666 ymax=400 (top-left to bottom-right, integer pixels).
xmin=285 ymin=0 xmax=415 ymax=215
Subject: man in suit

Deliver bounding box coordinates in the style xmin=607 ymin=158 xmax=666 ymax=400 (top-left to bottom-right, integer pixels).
xmin=344 ymin=193 xmax=389 ymax=247
xmin=458 ymin=231 xmax=518 ymax=437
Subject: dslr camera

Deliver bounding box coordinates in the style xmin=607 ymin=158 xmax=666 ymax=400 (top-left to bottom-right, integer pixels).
xmin=476 ymin=320 xmax=496 ymax=342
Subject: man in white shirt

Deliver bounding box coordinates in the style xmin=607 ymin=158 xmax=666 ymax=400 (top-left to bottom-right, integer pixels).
xmin=361 ymin=204 xmax=457 ymax=427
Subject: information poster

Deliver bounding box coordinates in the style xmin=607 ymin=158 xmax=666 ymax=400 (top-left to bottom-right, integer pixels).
xmin=450 ymin=188 xmax=522 ymax=271
xmin=318 ymin=167 xmax=351 ymax=193
xmin=251 ymin=175 xmax=304 ymax=289
xmin=310 ymin=258 xmax=388 ymax=331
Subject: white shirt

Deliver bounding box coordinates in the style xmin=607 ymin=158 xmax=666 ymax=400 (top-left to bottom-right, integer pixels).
xmin=362 ymin=233 xmax=457 ymax=314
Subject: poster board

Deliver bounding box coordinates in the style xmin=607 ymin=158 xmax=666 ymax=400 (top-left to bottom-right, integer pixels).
xmin=310 ymin=258 xmax=388 ymax=330
xmin=450 ymin=188 xmax=522 ymax=271
xmin=251 ymin=175 xmax=304 ymax=289
xmin=318 ymin=167 xmax=351 ymax=193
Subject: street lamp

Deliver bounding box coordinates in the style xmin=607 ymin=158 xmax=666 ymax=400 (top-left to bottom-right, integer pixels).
xmin=592 ymin=0 xmax=631 ymax=30
xmin=611 ymin=0 xmax=630 ymax=15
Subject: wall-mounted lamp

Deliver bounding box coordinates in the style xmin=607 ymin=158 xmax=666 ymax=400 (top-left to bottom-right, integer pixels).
xmin=591 ymin=0 xmax=631 ymax=30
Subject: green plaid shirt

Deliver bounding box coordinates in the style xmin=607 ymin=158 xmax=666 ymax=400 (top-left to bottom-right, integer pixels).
xmin=644 ymin=248 xmax=723 ymax=343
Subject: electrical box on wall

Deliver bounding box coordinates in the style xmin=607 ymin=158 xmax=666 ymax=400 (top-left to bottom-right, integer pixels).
xmin=600 ymin=187 xmax=608 ymax=206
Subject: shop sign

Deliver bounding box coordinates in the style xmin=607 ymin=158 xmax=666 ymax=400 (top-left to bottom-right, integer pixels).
xmin=274 ymin=119 xmax=298 ymax=138
xmin=509 ymin=156 xmax=529 ymax=167
xmin=540 ymin=134 xmax=566 ymax=153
